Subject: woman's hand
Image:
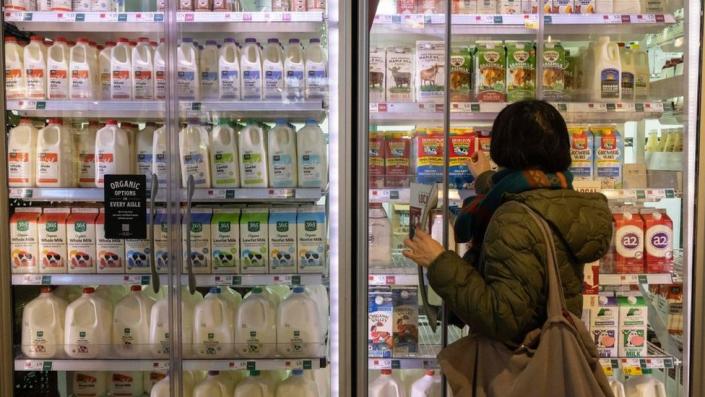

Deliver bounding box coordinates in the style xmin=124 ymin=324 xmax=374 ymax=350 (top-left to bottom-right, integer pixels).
xmin=466 ymin=151 xmax=492 ymax=178
xmin=403 ymin=228 xmax=445 ymax=268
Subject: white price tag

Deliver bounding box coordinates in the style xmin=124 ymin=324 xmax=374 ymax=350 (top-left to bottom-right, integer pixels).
xmin=271 ymin=275 xmax=292 ymax=285
xmin=369 ymin=189 xmax=390 ymax=203
xmin=213 ymin=275 xmax=232 ymax=286
xmin=643 ymin=358 xmax=665 ymax=369
xmin=22 ymin=275 xmax=43 ymax=285
xmin=23 ymin=360 xmax=44 ymax=370
xmin=123 ymin=275 xmax=143 ymax=285
xmin=370 ymin=359 xmax=391 ymax=369
xmin=228 ymin=361 xmax=248 ymax=370
xmin=152 ymin=361 xmax=169 ymax=370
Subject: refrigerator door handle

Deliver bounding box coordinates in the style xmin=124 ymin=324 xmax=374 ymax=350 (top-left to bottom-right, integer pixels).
xmin=149 ymin=173 xmax=160 ymax=294
xmin=185 ymin=174 xmax=196 ymax=294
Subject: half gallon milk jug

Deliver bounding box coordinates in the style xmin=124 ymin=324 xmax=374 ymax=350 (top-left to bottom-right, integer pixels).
xmin=151 ymin=374 xmax=195 ymax=397
xmin=154 ymin=39 xmax=167 ymax=100
xmin=137 ymin=122 xmax=157 ymax=185
xmin=132 ymin=37 xmax=154 ymax=100
xmin=200 ymin=40 xmax=219 ymax=100
xmin=633 ymin=48 xmax=650 ymax=99
xmin=95 ymin=119 xmax=130 ymax=187
xmin=72 ymin=372 xmax=107 ymax=397
xmin=370 ymin=370 xmax=405 ymax=397
xmin=113 ymin=285 xmax=154 ymax=357
xmin=210 ymin=120 xmax=240 ymax=187
xmin=263 ymin=38 xmax=285 ymax=100
xmin=108 ymin=372 xmax=144 ymax=397
xmin=152 ymin=125 xmax=169 ymax=186
xmin=5 ymin=36 xmax=25 ymax=100
xmin=410 ymin=370 xmax=441 ymax=397
xmin=304 ymin=38 xmax=327 ymax=99
xmin=590 ymin=36 xmax=621 ymax=102
xmin=297 ymin=119 xmax=327 ymax=187
xmin=625 ymin=376 xmax=666 ymax=397
xmin=268 ymin=119 xmax=297 ymax=187
xmin=239 ymin=121 xmax=268 ymax=187
xmin=24 ymin=35 xmax=47 ymax=99
xmin=285 ymin=38 xmax=305 ymax=100
xmin=8 ymin=118 xmax=38 ymax=187
xmin=235 ymin=370 xmax=275 ymax=397
xmin=275 ymin=369 xmax=319 ymax=397
xmin=64 ymin=287 xmax=112 ymax=358
xmin=276 ymin=286 xmax=323 ymax=357
xmin=99 ymin=41 xmax=115 ymax=100
xmin=150 ymin=288 xmax=203 ymax=357
xmin=21 ymin=287 xmax=67 ymax=358
xmin=219 ymin=38 xmax=240 ymax=100
xmin=69 ymin=38 xmax=94 ymax=99
xmin=179 ymin=121 xmax=211 ymax=188
xmin=178 ymin=38 xmax=200 ymax=100
xmin=111 ymin=38 xmax=133 ymax=100
xmin=194 ymin=371 xmax=235 ymax=397
xmin=193 ymin=287 xmax=235 ymax=357
xmin=47 ymin=37 xmax=70 ymax=99
xmin=234 ymin=287 xmax=276 ymax=357
xmin=241 ymin=38 xmax=263 ymax=100
xmin=619 ymin=46 xmax=635 ymax=101
xmin=36 ymin=118 xmax=75 ymax=187
xmin=78 ymin=121 xmax=99 ymax=187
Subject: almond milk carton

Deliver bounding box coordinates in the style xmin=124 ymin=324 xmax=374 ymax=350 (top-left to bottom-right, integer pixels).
xmin=240 ymin=208 xmax=269 ymax=274
xmin=641 ymin=210 xmax=673 ymax=274
xmin=96 ymin=208 xmax=125 ymax=273
xmin=386 ymin=47 xmax=414 ymax=103
xmin=269 ymin=208 xmax=298 ymax=274
xmin=211 ymin=208 xmax=240 ymax=274
xmin=369 ymin=47 xmax=386 ymax=103
xmin=618 ymin=296 xmax=648 ymax=357
xmin=612 ymin=210 xmax=644 ymax=274
xmin=182 ymin=208 xmax=212 ymax=274
xmin=11 ymin=208 xmax=42 ymax=274
xmin=416 ymin=41 xmax=445 ymax=103
xmin=39 ymin=208 xmax=70 ymax=274
xmin=590 ymin=296 xmax=618 ymax=358
xmin=368 ymin=287 xmax=393 ymax=358
xmin=153 ymin=208 xmax=169 ymax=274
xmin=67 ymin=208 xmax=98 ymax=274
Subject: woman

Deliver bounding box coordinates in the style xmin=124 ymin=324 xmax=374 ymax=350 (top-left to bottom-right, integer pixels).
xmin=403 ymin=100 xmax=613 ymax=345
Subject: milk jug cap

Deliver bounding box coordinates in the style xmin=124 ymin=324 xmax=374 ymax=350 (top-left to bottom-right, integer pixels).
xmin=40 ymin=286 xmax=53 ymax=293
xmin=105 ymin=119 xmax=118 ymax=126
xmin=77 ymin=37 xmax=89 ymax=44
xmin=205 ymin=39 xmax=217 ymax=46
xmin=252 ymin=287 xmax=264 ymax=294
xmin=5 ymin=36 xmax=17 ymax=43
xmin=138 ymin=37 xmax=149 ymax=43
xmin=245 ymin=37 xmax=257 ymax=43
xmin=209 ymin=287 xmax=221 ymax=294
xmin=275 ymin=119 xmax=288 ymax=126
xmin=130 ymin=285 xmax=141 ymax=292
xmin=55 ymin=36 xmax=68 ymax=43
xmin=30 ymin=35 xmax=44 ymax=42
xmin=48 ymin=118 xmax=63 ymax=125
xmin=288 ymin=38 xmax=300 ymax=44
xmin=309 ymin=38 xmax=321 ymax=44
xmin=425 ymin=370 xmax=435 ymax=376
xmin=380 ymin=369 xmax=392 ymax=375
xmin=105 ymin=41 xmax=116 ymax=47
xmin=117 ymin=37 xmax=129 ymax=44
xmin=268 ymin=38 xmax=280 ymax=44
xmin=224 ymin=37 xmax=237 ymax=44
xmin=292 ymin=286 xmax=305 ymax=294
xmin=83 ymin=287 xmax=95 ymax=294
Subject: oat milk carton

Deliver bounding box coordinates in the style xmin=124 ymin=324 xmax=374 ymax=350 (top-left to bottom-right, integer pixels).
xmin=642 ymin=210 xmax=673 ymax=274
xmin=39 ymin=208 xmax=70 ymax=274
xmin=568 ymin=127 xmax=594 ymax=181
xmin=125 ymin=210 xmax=151 ymax=274
xmin=618 ymin=296 xmax=648 ymax=357
xmin=211 ymin=208 xmax=240 ymax=274
xmin=593 ymin=127 xmax=624 ymax=189
xmin=369 ymin=47 xmax=386 ymax=103
xmin=449 ymin=47 xmax=472 ymax=102
xmin=297 ymin=205 xmax=327 ymax=273
xmin=575 ymin=0 xmax=596 ymax=13
xmin=182 ymin=208 xmax=212 ymax=274
xmin=506 ymin=42 xmax=536 ymax=102
xmin=240 ymin=208 xmax=269 ymax=274
xmin=392 ymin=287 xmax=418 ymax=357
xmin=368 ymin=287 xmax=393 ymax=358
xmin=590 ymin=296 xmax=618 ymax=358
xmin=612 ymin=209 xmax=644 ymax=274
xmin=386 ymin=47 xmax=414 ymax=103
xmin=67 ymin=208 xmax=98 ymax=274
xmin=416 ymin=41 xmax=445 ymax=103
xmin=475 ymin=41 xmax=507 ymax=102
xmin=269 ymin=208 xmax=298 ymax=274
xmin=96 ymin=208 xmax=124 ymax=274
xmin=153 ymin=208 xmax=169 ymax=274
xmin=11 ymin=208 xmax=42 ymax=274
xmin=499 ymin=0 xmax=521 ymax=13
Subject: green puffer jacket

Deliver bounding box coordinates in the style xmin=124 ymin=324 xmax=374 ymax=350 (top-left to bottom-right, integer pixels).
xmin=428 ymin=188 xmax=613 ymax=345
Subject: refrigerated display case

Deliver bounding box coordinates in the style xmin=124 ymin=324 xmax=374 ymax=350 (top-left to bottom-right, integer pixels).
xmin=356 ymin=0 xmax=699 ymax=395
xmin=0 ymin=1 xmax=352 ymax=396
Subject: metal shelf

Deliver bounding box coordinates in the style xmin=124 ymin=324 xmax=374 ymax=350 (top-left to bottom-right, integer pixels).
xmin=177 ymin=11 xmax=323 ymax=32
xmin=15 ymin=357 xmax=326 ymax=371
xmin=650 ymin=75 xmax=686 ymax=100
xmin=6 ymin=100 xmax=164 ymax=119
xmin=11 ymin=273 xmax=326 ymax=286
xmin=179 ymin=100 xmax=326 ymax=121
xmin=599 ymin=355 xmax=680 ymax=377
xmin=600 ymin=273 xmax=676 ymax=286
xmin=368 ymin=357 xmax=438 ymax=370
xmin=3 ymin=11 xmax=164 ymax=31
xmin=368 ymin=274 xmax=418 ymax=286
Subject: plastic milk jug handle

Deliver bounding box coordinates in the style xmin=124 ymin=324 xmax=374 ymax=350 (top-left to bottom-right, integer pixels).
xmin=186 ymin=174 xmax=196 ymax=295
xmin=149 ymin=173 xmax=160 ymax=294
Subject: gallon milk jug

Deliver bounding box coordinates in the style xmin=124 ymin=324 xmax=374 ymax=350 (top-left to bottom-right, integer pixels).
xmin=238 ymin=121 xmax=269 ymax=187
xmin=21 ymin=287 xmax=67 ymax=358
xmin=154 ymin=39 xmax=167 ymax=100
xmin=610 ymin=378 xmax=626 ymax=397
xmin=633 ymin=48 xmax=650 ymax=99
xmin=194 ymin=371 xmax=235 ymax=397
xmin=275 ymin=369 xmax=319 ymax=397
xmin=137 ymin=122 xmax=157 ymax=185
xmin=304 ymin=38 xmax=327 ymax=99
xmin=263 ymin=38 xmax=285 ymax=100
xmin=277 ymin=286 xmax=323 ymax=357
xmin=150 ymin=287 xmax=203 ymax=357
xmin=64 ymin=287 xmax=112 ymax=358
xmin=37 ymin=118 xmax=75 ymax=187
xmin=178 ymin=38 xmax=200 ymax=100
xmin=152 ymin=125 xmax=169 ymax=186
xmin=151 ymin=374 xmax=195 ymax=397
xmin=78 ymin=121 xmax=99 ymax=187
xmin=268 ymin=119 xmax=297 ymax=187
xmin=220 ymin=286 xmax=242 ymax=325
xmin=111 ymin=38 xmax=133 ymax=100
xmin=193 ymin=287 xmax=235 ymax=357
xmin=305 ymin=285 xmax=329 ymax=336
xmin=285 ymin=38 xmax=305 ymax=100
xmin=179 ymin=121 xmax=211 ymax=188
xmin=5 ymin=36 xmax=25 ymax=100
xmin=69 ymin=38 xmax=95 ymax=99
xmin=132 ymin=37 xmax=154 ymax=100
xmin=625 ymin=376 xmax=666 ymax=397
xmin=235 ymin=370 xmax=275 ymax=397
xmin=370 ymin=370 xmax=405 ymax=397
xmin=200 ymin=40 xmax=219 ymax=100
xmin=113 ymin=285 xmax=154 ymax=357
xmin=72 ymin=372 xmax=107 ymax=397
xmin=95 ymin=119 xmax=131 ymax=187
xmin=47 ymin=37 xmax=70 ymax=99
xmin=210 ymin=120 xmax=240 ymax=187
xmin=143 ymin=371 xmax=167 ymax=392
xmin=219 ymin=37 xmax=241 ymax=100
xmin=121 ymin=122 xmax=139 ymax=174
xmin=410 ymin=370 xmax=441 ymax=397
xmin=590 ymin=36 xmax=621 ymax=102
xmin=24 ymin=35 xmax=47 ymax=99
xmin=241 ymin=38 xmax=263 ymax=100
xmin=620 ymin=46 xmax=635 ymax=101
xmin=108 ymin=371 xmax=144 ymax=397
xmin=99 ymin=41 xmax=115 ymax=100
xmin=8 ymin=118 xmax=38 ymax=187
xmin=297 ymin=119 xmax=327 ymax=187
xmin=234 ymin=287 xmax=276 ymax=357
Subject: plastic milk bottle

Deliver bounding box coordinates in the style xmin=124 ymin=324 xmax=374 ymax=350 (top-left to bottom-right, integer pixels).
xmin=64 ymin=287 xmax=112 ymax=358
xmin=152 ymin=125 xmax=169 ymax=186
xmin=154 ymin=39 xmax=167 ymax=100
xmin=113 ymin=285 xmax=154 ymax=357
xmin=275 ymin=369 xmax=319 ymax=397
xmin=241 ymin=38 xmax=263 ymax=100
xmin=179 ymin=121 xmax=212 ymax=188
xmin=178 ymin=38 xmax=200 ymax=100
xmin=69 ymin=38 xmax=95 ymax=99
xmin=194 ymin=371 xmax=235 ymax=397
xmin=285 ymin=38 xmax=305 ymax=100
xmin=268 ymin=119 xmax=298 ymax=187
xmin=369 ymin=370 xmax=405 ymax=397
xmin=95 ymin=119 xmax=131 ymax=187
xmin=410 ymin=370 xmax=441 ymax=397
xmin=238 ymin=121 xmax=269 ymax=187
xmin=263 ymin=38 xmax=285 ymax=100
xmin=78 ymin=121 xmax=99 ymax=187
xmin=590 ymin=36 xmax=621 ymax=102
xmin=234 ymin=287 xmax=277 ymax=357
xmin=304 ymin=38 xmax=327 ymax=99
xmin=111 ymin=38 xmax=133 ymax=100
xmin=137 ymin=122 xmax=157 ymax=186
xmin=5 ymin=36 xmax=25 ymax=100
xmin=200 ymin=40 xmax=219 ymax=100
xmin=193 ymin=287 xmax=235 ymax=357
xmin=99 ymin=41 xmax=115 ymax=100
xmin=36 ymin=118 xmax=75 ymax=187
xmin=132 ymin=37 xmax=154 ymax=100
xmin=22 ymin=287 xmax=67 ymax=359
xmin=297 ymin=119 xmax=327 ymax=187
xmin=8 ymin=118 xmax=38 ymax=187
xmin=234 ymin=370 xmax=276 ymax=397
xmin=276 ymin=286 xmax=323 ymax=357
xmin=24 ymin=35 xmax=47 ymax=99
xmin=47 ymin=37 xmax=70 ymax=99
xmin=219 ymin=38 xmax=241 ymax=100
xmin=210 ymin=120 xmax=240 ymax=187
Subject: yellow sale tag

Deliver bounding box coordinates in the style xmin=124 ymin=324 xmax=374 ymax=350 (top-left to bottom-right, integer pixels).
xmin=524 ymin=19 xmax=539 ymax=30
xmin=623 ymin=365 xmax=643 ymax=376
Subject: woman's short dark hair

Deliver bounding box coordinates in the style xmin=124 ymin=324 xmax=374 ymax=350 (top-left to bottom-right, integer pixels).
xmin=489 ymin=100 xmax=571 ymax=173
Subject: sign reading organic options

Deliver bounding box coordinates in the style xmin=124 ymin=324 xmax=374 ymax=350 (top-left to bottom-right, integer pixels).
xmin=104 ymin=174 xmax=147 ymax=239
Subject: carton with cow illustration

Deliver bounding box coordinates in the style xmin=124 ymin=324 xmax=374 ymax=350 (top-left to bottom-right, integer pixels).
xmin=67 ymin=208 xmax=98 ymax=274
xmin=506 ymin=41 xmax=535 ymax=102
xmin=475 ymin=41 xmax=506 ymax=102
xmin=449 ymin=47 xmax=472 ymax=102
xmin=11 ymin=208 xmax=42 ymax=274
xmin=386 ymin=47 xmax=414 ymax=102
xmin=416 ymin=41 xmax=445 ymax=103
xmin=39 ymin=208 xmax=70 ymax=274
xmin=369 ymin=47 xmax=386 ymax=103
xmin=618 ymin=296 xmax=648 ymax=357
xmin=392 ymin=286 xmax=418 ymax=357
xmin=590 ymin=296 xmax=618 ymax=358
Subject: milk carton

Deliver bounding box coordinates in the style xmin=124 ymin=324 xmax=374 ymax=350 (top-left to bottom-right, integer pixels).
xmin=449 ymin=133 xmax=476 ymax=189
xmin=72 ymin=372 xmax=107 ymax=397
xmin=475 ymin=41 xmax=506 ymax=102
xmin=125 ymin=213 xmax=151 ymax=274
xmin=154 ymin=208 xmax=169 ymax=274
xmin=416 ymin=41 xmax=445 ymax=103
xmin=211 ymin=208 xmax=240 ymax=273
xmin=552 ymin=0 xmax=574 ymax=12
xmin=575 ymin=0 xmax=596 ymax=12
xmin=499 ymin=0 xmax=521 ymax=13
xmin=297 ymin=206 xmax=326 ymax=273
xmin=392 ymin=287 xmax=418 ymax=357
xmin=384 ymin=133 xmax=411 ymax=188
xmin=568 ymin=127 xmax=594 ymax=181
xmin=67 ymin=208 xmax=98 ymax=274
xmin=415 ymin=134 xmax=444 ymax=184
xmin=269 ymin=208 xmax=297 ymax=274
xmin=590 ymin=296 xmax=618 ymax=358
xmin=612 ymin=210 xmax=644 ymax=274
xmin=593 ymin=127 xmax=624 ymax=189
xmin=183 ymin=208 xmax=212 ymax=274
xmin=39 ymin=208 xmax=70 ymax=274
xmin=449 ymin=47 xmax=472 ymax=102
xmin=240 ymin=208 xmax=269 ymax=274
xmin=11 ymin=208 xmax=42 ymax=274
xmin=386 ymin=47 xmax=414 ymax=103
xmin=477 ymin=0 xmax=497 ymax=13
xmin=618 ymin=296 xmax=648 ymax=357
xmin=453 ymin=0 xmax=478 ymax=12
xmin=369 ymin=134 xmax=385 ymax=188
xmin=369 ymin=47 xmax=386 ymax=103
xmin=642 ymin=210 xmax=673 ymax=274
xmin=96 ymin=208 xmax=125 ymax=274
xmin=368 ymin=287 xmax=393 ymax=358
xmin=397 ymin=0 xmax=417 ymax=12
xmin=506 ymin=42 xmax=535 ymax=102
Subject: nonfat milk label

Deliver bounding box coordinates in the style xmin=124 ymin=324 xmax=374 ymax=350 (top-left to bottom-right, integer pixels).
xmin=240 ymin=209 xmax=269 ymax=273
xmin=269 ymin=209 xmax=297 ymax=273
xmin=182 ymin=209 xmax=212 ymax=274
xmin=211 ymin=209 xmax=240 ymax=273
xmin=297 ymin=206 xmax=326 ymax=273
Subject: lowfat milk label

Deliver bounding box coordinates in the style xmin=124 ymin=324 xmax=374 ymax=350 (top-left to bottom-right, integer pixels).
xmin=97 ymin=209 xmax=125 ymax=273
xmin=242 ymin=67 xmax=262 ymax=100
xmin=182 ymin=209 xmax=212 ymax=274
xmin=154 ymin=209 xmax=169 ymax=273
xmin=594 ymin=127 xmax=623 ymax=188
xmin=368 ymin=288 xmax=393 ymax=358
xmin=299 ymin=147 xmax=324 ymax=187
xmin=39 ymin=208 xmax=69 ymax=273
xmin=568 ymin=127 xmax=594 ymax=180
xmin=240 ymin=209 xmax=269 ymax=273
xmin=211 ymin=209 xmax=240 ymax=273
xmin=67 ymin=208 xmax=98 ymax=274
xmin=297 ymin=206 xmax=326 ymax=273
xmin=11 ymin=208 xmax=42 ymax=274
xmin=269 ymin=209 xmax=297 ymax=273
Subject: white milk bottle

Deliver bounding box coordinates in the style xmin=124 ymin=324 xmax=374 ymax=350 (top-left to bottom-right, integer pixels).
xmin=200 ymin=40 xmax=220 ymax=100
xmin=95 ymin=119 xmax=131 ymax=187
xmin=24 ymin=35 xmax=47 ymax=99
xmin=64 ymin=287 xmax=112 ymax=358
xmin=277 ymin=286 xmax=323 ymax=357
xmin=152 ymin=125 xmax=169 ymax=186
xmin=305 ymin=285 xmax=328 ymax=336
xmin=304 ymin=38 xmax=327 ymax=99
xmin=275 ymin=370 xmax=319 ymax=397
xmin=5 ymin=36 xmax=25 ymax=100
xmin=78 ymin=121 xmax=99 ymax=187
xmin=620 ymin=46 xmax=635 ymax=101
xmin=194 ymin=371 xmax=235 ymax=397
xmin=234 ymin=287 xmax=277 ymax=357
xmin=111 ymin=38 xmax=133 ymax=100
xmin=133 ymin=37 xmax=154 ymax=100
xmin=69 ymin=38 xmax=94 ymax=99
xmin=121 ymin=122 xmax=138 ymax=174
xmin=36 ymin=118 xmax=75 ymax=187
xmin=137 ymin=122 xmax=157 ymax=185
xmin=8 ymin=118 xmax=38 ymax=187
xmin=210 ymin=120 xmax=240 ymax=187
xmin=21 ymin=287 xmax=67 ymax=359
xmin=633 ymin=48 xmax=650 ymax=99
xmin=410 ymin=370 xmax=441 ymax=397
xmin=150 ymin=288 xmax=203 ymax=357
xmin=108 ymin=372 xmax=144 ymax=397
xmin=47 ymin=37 xmax=70 ymax=99
xmin=241 ymin=38 xmax=263 ymax=100
xmin=221 ymin=286 xmax=242 ymax=325
xmin=179 ymin=121 xmax=211 ymax=188
xmin=263 ymin=38 xmax=285 ymax=100
xmin=370 ymin=370 xmax=405 ymax=397
xmin=73 ymin=0 xmax=91 ymax=11
xmin=590 ymin=36 xmax=621 ymax=102
xmin=238 ymin=121 xmax=269 ymax=187
xmin=113 ymin=285 xmax=154 ymax=357
xmin=297 ymin=119 xmax=327 ymax=187
xmin=193 ymin=287 xmax=235 ymax=357
xmin=91 ymin=0 xmax=113 ymax=10
xmin=72 ymin=372 xmax=108 ymax=397
xmin=235 ymin=370 xmax=275 ymax=397
xmin=99 ymin=41 xmax=115 ymax=100
xmin=178 ymin=38 xmax=200 ymax=100
xmin=219 ymin=38 xmax=240 ymax=100
xmin=268 ymin=119 xmax=297 ymax=187
xmin=285 ymin=38 xmax=305 ymax=100
xmin=154 ymin=39 xmax=167 ymax=100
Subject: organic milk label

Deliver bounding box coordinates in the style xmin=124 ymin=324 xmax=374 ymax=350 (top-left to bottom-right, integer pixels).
xmin=575 ymin=0 xmax=596 ymax=13
xmin=416 ymin=41 xmax=445 ymax=103
xmin=242 ymin=65 xmax=262 ymax=100
xmin=449 ymin=48 xmax=472 ymax=102
xmin=177 ymin=65 xmax=197 ymax=100
xmin=593 ymin=127 xmax=623 ymax=188
xmin=475 ymin=41 xmax=506 ymax=102
xmin=500 ymin=0 xmax=521 ymax=13
xmin=297 ymin=206 xmax=326 ymax=273
xmin=154 ymin=209 xmax=169 ymax=273
xmin=134 ymin=64 xmax=153 ymax=100
xmin=385 ymin=134 xmax=411 ymax=188
xmin=39 ymin=208 xmax=70 ymax=273
xmin=111 ymin=64 xmax=132 ymax=100
xmin=369 ymin=47 xmax=386 ymax=103
xmin=240 ymin=209 xmax=269 ymax=273
xmin=542 ymin=42 xmax=567 ymax=100
xmin=211 ymin=209 xmax=240 ymax=273
xmin=642 ymin=211 xmax=673 ymax=273
xmin=67 ymin=208 xmax=98 ymax=274
xmin=368 ymin=287 xmax=393 ymax=358
xmin=96 ymin=209 xmax=125 ymax=273
xmin=449 ymin=133 xmax=476 ymax=189
xmin=506 ymin=42 xmax=536 ymax=102
xmin=26 ymin=59 xmax=46 ymax=99
xmin=600 ymin=68 xmax=620 ymax=100
xmin=612 ymin=211 xmax=644 ymax=274
xmin=241 ymin=148 xmax=267 ymax=187
xmin=568 ymin=127 xmax=594 ymax=180
xmin=386 ymin=47 xmax=414 ymax=103
xmin=618 ymin=296 xmax=648 ymax=357
xmin=263 ymin=60 xmax=284 ymax=100
xmin=48 ymin=59 xmax=68 ymax=99
xmin=269 ymin=209 xmax=297 ymax=274
xmin=415 ymin=134 xmax=444 ymax=184
xmin=392 ymin=287 xmax=419 ymax=356
xmin=11 ymin=208 xmax=42 ymax=274
xmin=70 ymin=63 xmax=91 ymax=99
xmin=590 ymin=297 xmax=618 ymax=357
xmin=182 ymin=209 xmax=212 ymax=274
